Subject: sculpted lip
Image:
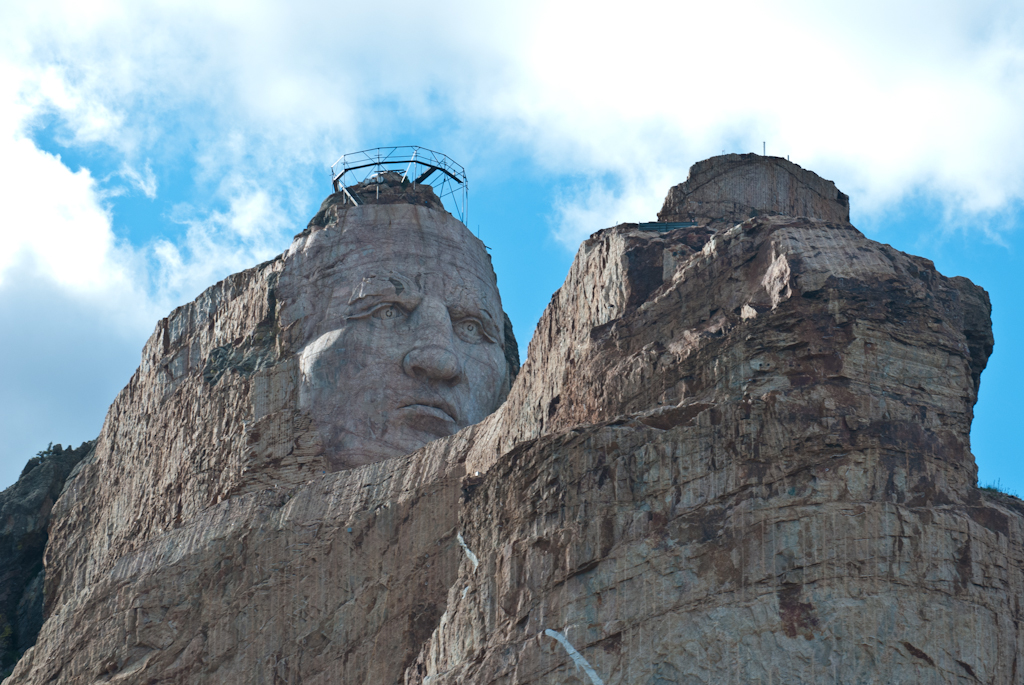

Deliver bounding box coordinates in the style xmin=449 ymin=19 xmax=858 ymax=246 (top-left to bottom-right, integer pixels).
xmin=398 ymin=400 xmax=459 ymax=425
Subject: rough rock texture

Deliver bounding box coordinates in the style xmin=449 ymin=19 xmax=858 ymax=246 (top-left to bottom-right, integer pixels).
xmin=9 ymin=157 xmax=1022 ymax=684
xmin=325 ymin=171 xmax=447 ymax=214
xmin=408 ymin=213 xmax=1019 ymax=683
xmin=31 ymin=184 xmax=515 ymax=625
xmin=0 ymin=442 xmax=93 ymax=677
xmin=658 ymin=154 xmax=850 ymax=243
xmin=7 ymin=179 xmax=519 ymax=685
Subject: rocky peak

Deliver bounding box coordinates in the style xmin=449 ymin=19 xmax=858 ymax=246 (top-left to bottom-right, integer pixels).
xmin=309 ymin=173 xmax=448 ymax=229
xmin=658 ymin=153 xmax=850 ymax=229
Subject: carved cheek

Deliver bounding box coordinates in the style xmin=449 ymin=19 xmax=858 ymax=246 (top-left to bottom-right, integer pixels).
xmin=462 ymin=345 xmax=507 ymax=417
xmin=299 ymin=329 xmax=348 ymax=397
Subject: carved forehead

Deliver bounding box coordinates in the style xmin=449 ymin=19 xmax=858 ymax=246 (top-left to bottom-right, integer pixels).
xmin=347 ymin=271 xmax=495 ymax=304
xmin=334 ymin=220 xmax=499 ymax=301
xmin=312 ymin=217 xmax=500 ymax=337
xmin=280 ymin=208 xmax=505 ymax=348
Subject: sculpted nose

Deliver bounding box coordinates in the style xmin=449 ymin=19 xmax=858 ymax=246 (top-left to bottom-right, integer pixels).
xmin=403 ymin=345 xmax=462 ymax=382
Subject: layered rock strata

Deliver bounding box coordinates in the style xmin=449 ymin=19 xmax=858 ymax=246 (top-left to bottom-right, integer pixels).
xmin=8 ymin=156 xmax=1022 ymax=684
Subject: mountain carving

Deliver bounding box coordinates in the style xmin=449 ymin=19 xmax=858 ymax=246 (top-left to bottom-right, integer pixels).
xmin=6 ymin=157 xmax=1021 ymax=684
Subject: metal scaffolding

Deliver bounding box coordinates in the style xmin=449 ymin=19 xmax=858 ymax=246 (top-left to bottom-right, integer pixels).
xmin=330 ymin=146 xmax=468 ymax=225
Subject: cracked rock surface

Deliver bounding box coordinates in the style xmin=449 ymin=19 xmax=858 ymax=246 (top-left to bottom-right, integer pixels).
xmin=7 ymin=157 xmax=1021 ymax=684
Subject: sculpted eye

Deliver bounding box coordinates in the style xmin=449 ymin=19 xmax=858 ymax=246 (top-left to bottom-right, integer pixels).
xmin=371 ymin=304 xmax=404 ymax=322
xmin=454 ymin=318 xmax=494 ymax=344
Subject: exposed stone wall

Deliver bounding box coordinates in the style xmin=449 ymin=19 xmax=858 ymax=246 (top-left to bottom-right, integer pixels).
xmin=39 ymin=257 xmax=302 ymax=621
xmin=8 ymin=434 xmax=474 ymax=684
xmin=7 ymin=158 xmax=1020 ymax=685
xmin=37 ymin=192 xmax=519 ymax=625
xmin=412 ymin=422 xmax=1023 ymax=683
xmin=408 ymin=217 xmax=1018 ymax=683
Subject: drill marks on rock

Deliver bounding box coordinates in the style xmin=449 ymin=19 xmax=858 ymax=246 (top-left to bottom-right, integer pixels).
xmin=543 ymin=629 xmax=605 ymax=685
xmin=457 ymin=533 xmax=479 ymax=571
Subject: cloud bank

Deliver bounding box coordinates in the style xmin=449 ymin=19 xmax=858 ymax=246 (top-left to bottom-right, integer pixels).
xmin=5 ymin=1 xmax=1024 ymax=252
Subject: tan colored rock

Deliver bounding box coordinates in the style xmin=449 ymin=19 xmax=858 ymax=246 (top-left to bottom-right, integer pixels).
xmin=10 ymin=180 xmax=517 ymax=683
xmin=9 ymin=158 xmax=1022 ymax=685
xmin=10 ymin=434 xmax=474 ymax=684
xmin=408 ymin=213 xmax=1020 ymax=684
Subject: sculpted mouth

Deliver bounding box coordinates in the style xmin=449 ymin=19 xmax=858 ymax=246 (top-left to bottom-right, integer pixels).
xmin=398 ymin=400 xmax=459 ymax=425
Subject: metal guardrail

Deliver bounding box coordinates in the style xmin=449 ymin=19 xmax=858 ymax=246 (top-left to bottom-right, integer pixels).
xmin=330 ymin=146 xmax=468 ymax=225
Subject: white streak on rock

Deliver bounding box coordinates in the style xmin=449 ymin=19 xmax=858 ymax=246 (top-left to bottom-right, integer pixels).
xmin=456 ymin=533 xmax=479 ymax=571
xmin=543 ymin=628 xmax=604 ymax=685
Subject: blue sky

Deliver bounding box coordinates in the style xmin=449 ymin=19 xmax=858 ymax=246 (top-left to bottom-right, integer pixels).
xmin=0 ymin=0 xmax=1020 ymax=494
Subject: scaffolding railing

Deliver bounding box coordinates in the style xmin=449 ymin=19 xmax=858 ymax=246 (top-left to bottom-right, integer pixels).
xmin=330 ymin=146 xmax=468 ymax=225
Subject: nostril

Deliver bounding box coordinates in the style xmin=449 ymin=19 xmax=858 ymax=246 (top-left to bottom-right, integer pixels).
xmin=403 ymin=346 xmax=461 ymax=381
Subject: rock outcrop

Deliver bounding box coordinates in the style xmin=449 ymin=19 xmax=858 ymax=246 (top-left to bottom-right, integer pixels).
xmin=408 ymin=210 xmax=1015 ymax=683
xmin=0 ymin=441 xmax=93 ymax=678
xmin=657 ymin=154 xmax=850 ymax=250
xmin=8 ymin=156 xmax=1022 ymax=684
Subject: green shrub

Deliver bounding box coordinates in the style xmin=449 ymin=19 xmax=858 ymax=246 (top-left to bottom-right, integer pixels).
xmin=979 ymin=478 xmax=1020 ymax=498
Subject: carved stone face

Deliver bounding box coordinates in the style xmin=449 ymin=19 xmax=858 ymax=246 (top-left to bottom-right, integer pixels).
xmin=297 ymin=212 xmax=508 ymax=469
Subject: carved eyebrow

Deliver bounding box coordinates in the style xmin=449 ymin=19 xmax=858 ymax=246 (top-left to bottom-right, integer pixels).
xmin=348 ymin=273 xmax=416 ymax=304
xmin=345 ymin=274 xmax=421 ymax=317
xmin=449 ymin=305 xmax=496 ymax=325
xmin=443 ymin=282 xmax=502 ymax=340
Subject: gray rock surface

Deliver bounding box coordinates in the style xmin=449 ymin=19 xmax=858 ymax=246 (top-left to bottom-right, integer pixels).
xmin=0 ymin=442 xmax=93 ymax=678
xmin=288 ymin=196 xmax=512 ymax=469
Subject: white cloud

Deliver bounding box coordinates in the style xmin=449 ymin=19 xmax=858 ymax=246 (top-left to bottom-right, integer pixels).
xmin=0 ymin=69 xmax=131 ymax=297
xmin=5 ymin=0 xmax=1021 ymax=249
xmin=0 ymin=0 xmax=1021 ymax=304
xmin=551 ymin=173 xmax=678 ymax=247
xmin=118 ymin=161 xmax=158 ymax=199
xmin=155 ymin=179 xmax=291 ymax=302
xmin=1 ymin=0 xmax=1024 ymax=486
xmin=495 ymin=0 xmax=1024 ymax=242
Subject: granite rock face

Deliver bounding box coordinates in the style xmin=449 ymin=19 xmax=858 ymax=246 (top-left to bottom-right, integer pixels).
xmin=0 ymin=442 xmax=92 ymax=677
xmin=9 ymin=157 xmax=1022 ymax=684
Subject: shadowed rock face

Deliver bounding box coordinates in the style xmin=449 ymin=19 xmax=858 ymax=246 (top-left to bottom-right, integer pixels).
xmin=8 ymin=158 xmax=1021 ymax=685
xmin=408 ymin=212 xmax=1013 ymax=684
xmin=0 ymin=442 xmax=92 ymax=678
